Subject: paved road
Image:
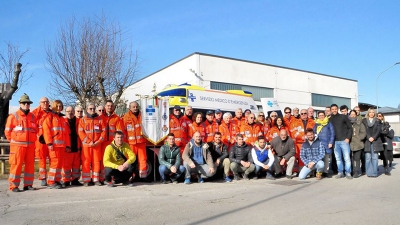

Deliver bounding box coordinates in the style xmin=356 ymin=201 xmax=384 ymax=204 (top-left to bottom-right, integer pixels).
xmin=1 ymin=159 xmax=399 ymax=225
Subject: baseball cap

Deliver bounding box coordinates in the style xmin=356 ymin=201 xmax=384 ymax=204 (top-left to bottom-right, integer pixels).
xmin=215 ymin=109 xmax=222 ymax=114
xmin=173 ymin=105 xmax=181 ymax=110
xmin=206 ymin=110 xmax=214 ymax=115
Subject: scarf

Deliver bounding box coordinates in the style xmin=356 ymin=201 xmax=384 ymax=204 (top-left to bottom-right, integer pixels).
xmin=315 ymin=117 xmax=329 ymax=134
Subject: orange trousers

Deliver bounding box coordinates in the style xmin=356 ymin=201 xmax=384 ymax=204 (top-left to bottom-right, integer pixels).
xmin=62 ymin=151 xmax=81 ymax=182
xmin=81 ymin=146 xmax=102 ymax=183
xmin=35 ymin=141 xmax=49 ymax=180
xmin=47 ymin=147 xmax=64 ymax=185
xmin=8 ymin=145 xmax=35 ymax=190
xmin=295 ymin=143 xmax=305 ymax=168
xmin=130 ymin=142 xmax=147 ymax=178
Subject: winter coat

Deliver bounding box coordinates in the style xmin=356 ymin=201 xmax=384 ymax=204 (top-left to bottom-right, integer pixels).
xmin=159 ymin=144 xmax=181 ymax=169
xmin=229 ymin=143 xmax=253 ymax=163
xmin=313 ymin=122 xmax=335 ymax=154
xmin=350 ymin=117 xmax=367 ymax=151
xmin=362 ymin=118 xmax=383 ymax=152
xmin=381 ymin=122 xmax=395 ymax=151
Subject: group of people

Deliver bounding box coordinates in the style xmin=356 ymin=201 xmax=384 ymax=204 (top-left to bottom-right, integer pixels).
xmin=4 ymin=93 xmax=395 ymax=192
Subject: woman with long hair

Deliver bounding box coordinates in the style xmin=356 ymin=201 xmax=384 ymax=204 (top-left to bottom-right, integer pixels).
xmin=377 ymin=113 xmax=393 ymax=175
xmin=348 ymin=110 xmax=366 ymax=178
xmin=268 ymin=116 xmax=289 ymax=141
xmin=362 ymin=108 xmax=383 ymax=177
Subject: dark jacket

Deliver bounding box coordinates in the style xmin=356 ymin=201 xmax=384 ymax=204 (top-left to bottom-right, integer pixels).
xmin=207 ymin=141 xmax=228 ymax=162
xmin=350 ymin=117 xmax=367 ymax=151
xmin=329 ymin=113 xmax=352 ymax=141
xmin=300 ymin=137 xmax=325 ymax=166
xmin=381 ymin=122 xmax=395 ymax=151
xmin=183 ymin=140 xmax=214 ymax=168
xmin=313 ymin=121 xmax=335 ymax=154
xmin=362 ymin=118 xmax=383 ymax=152
xmin=158 ymin=144 xmax=181 ymax=169
xmin=229 ymin=143 xmax=253 ymax=163
xmin=270 ymin=136 xmax=296 ymax=160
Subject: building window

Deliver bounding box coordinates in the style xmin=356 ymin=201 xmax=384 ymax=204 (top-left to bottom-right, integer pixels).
xmin=312 ymin=93 xmax=351 ymax=107
xmin=210 ymin=81 xmax=273 ymax=101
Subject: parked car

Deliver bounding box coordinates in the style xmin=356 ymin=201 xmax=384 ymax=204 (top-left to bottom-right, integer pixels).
xmin=393 ymin=136 xmax=400 ymax=156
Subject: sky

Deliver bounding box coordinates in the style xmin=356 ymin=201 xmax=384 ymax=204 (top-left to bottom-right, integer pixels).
xmin=1 ymin=0 xmax=400 ymax=109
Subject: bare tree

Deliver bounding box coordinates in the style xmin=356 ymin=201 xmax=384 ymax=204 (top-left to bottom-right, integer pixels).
xmin=46 ymin=14 xmax=140 ymax=109
xmin=0 ymin=43 xmax=31 ymax=137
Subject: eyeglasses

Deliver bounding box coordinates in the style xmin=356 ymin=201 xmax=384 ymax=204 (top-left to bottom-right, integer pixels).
xmin=97 ymin=109 xmax=104 ymax=112
xmin=76 ymin=111 xmax=83 ymax=113
xmin=21 ymin=102 xmax=31 ymax=105
xmin=174 ymin=109 xmax=180 ymax=111
xmin=300 ymin=113 xmax=307 ymax=115
xmin=258 ymin=115 xmax=265 ymax=117
xmin=249 ymin=117 xmax=254 ymax=119
xmin=285 ymin=111 xmax=291 ymax=114
xmin=88 ymin=108 xmax=95 ymax=110
xmin=270 ymin=115 xmax=277 ymax=117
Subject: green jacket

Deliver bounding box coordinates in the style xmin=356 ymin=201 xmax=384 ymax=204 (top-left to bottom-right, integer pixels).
xmin=158 ymin=144 xmax=181 ymax=169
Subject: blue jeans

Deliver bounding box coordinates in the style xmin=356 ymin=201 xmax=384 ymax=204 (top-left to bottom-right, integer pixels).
xmin=254 ymin=159 xmax=271 ymax=174
xmin=365 ymin=143 xmax=378 ymax=177
xmin=334 ymin=141 xmax=351 ymax=174
xmin=158 ymin=165 xmax=185 ymax=180
xmin=299 ymin=161 xmax=324 ymax=179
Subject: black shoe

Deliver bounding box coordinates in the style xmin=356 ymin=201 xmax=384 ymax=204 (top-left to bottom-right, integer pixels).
xmin=266 ymin=173 xmax=276 ymax=180
xmin=47 ymin=183 xmax=62 ymax=189
xmin=389 ymin=162 xmax=392 ymax=167
xmin=322 ymin=172 xmax=328 ymax=178
xmin=385 ymin=168 xmax=391 ymax=176
xmin=23 ymin=186 xmax=37 ymax=191
xmin=160 ymin=179 xmax=170 ymax=184
xmin=233 ymin=174 xmax=240 ymax=181
xmin=353 ymin=173 xmax=361 ymax=178
xmin=89 ymin=181 xmax=95 ymax=186
xmin=11 ymin=187 xmax=21 ymax=192
xmin=71 ymin=179 xmax=83 ymax=186
xmin=286 ymin=174 xmax=294 ymax=179
xmin=141 ymin=177 xmax=153 ymax=183
xmin=243 ymin=173 xmax=249 ymax=180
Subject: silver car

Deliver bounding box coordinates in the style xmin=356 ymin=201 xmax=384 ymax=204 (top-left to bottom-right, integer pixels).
xmin=393 ymin=136 xmax=400 ymax=156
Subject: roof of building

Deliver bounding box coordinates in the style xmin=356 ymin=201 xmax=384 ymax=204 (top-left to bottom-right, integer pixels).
xmin=127 ymin=52 xmax=357 ymax=87
xmin=377 ymin=106 xmax=400 ymax=114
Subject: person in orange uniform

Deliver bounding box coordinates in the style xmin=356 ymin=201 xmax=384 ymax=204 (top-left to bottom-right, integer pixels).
xmin=32 ymin=96 xmax=52 ymax=186
xmin=100 ymin=100 xmax=124 ymax=181
xmin=188 ymin=112 xmax=206 ymax=141
xmin=180 ymin=105 xmax=193 ymax=145
xmin=205 ymin=111 xmax=219 ymax=142
xmin=283 ymin=107 xmax=295 ymax=126
xmin=240 ymin=113 xmax=263 ymax=146
xmin=232 ymin=108 xmax=245 ymax=128
xmin=257 ymin=112 xmax=270 ymax=141
xmin=289 ymin=109 xmax=315 ymax=168
xmin=267 ymin=116 xmax=291 ymax=141
xmin=42 ymin=100 xmax=71 ymax=189
xmin=78 ymin=103 xmax=106 ymax=186
xmin=219 ymin=112 xmax=239 ymax=149
xmin=123 ymin=101 xmax=148 ymax=179
xmin=5 ymin=94 xmax=38 ymax=192
xmin=169 ymin=105 xmax=187 ymax=155
xmin=62 ymin=106 xmax=83 ymax=186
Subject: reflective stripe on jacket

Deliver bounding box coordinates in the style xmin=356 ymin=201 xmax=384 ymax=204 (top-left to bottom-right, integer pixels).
xmin=5 ymin=110 xmax=37 ymax=146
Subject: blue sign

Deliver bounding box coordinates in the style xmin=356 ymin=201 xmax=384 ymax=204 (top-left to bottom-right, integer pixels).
xmin=188 ymin=93 xmax=196 ymax=102
xmin=146 ymin=105 xmax=156 ymax=116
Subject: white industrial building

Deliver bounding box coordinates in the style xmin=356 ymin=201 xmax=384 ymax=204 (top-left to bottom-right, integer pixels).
xmin=121 ymin=52 xmax=358 ymax=112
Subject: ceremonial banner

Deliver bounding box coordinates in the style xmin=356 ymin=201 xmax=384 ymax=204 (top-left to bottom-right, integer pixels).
xmin=140 ymin=97 xmax=169 ymax=145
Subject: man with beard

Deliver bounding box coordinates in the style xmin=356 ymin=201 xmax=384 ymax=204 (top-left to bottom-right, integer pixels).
xmin=229 ymin=134 xmax=255 ymax=181
xmin=251 ymin=136 xmax=275 ymax=180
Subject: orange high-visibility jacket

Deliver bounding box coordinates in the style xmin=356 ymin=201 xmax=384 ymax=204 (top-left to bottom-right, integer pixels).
xmin=122 ymin=111 xmax=145 ymax=145
xmin=283 ymin=115 xmax=295 ymax=127
xmin=289 ymin=118 xmax=316 ymax=144
xmin=5 ymin=110 xmax=37 ymax=146
xmin=78 ymin=114 xmax=106 ymax=146
xmin=32 ymin=107 xmax=51 ymax=137
xmin=258 ymin=121 xmax=270 ymax=141
xmin=188 ymin=122 xmax=206 ymax=141
xmin=240 ymin=122 xmax=263 ymax=146
xmin=204 ymin=119 xmax=219 ymax=142
xmin=267 ymin=125 xmax=290 ymax=142
xmin=232 ymin=117 xmax=245 ymax=128
xmin=169 ymin=114 xmax=187 ymax=147
xmin=180 ymin=115 xmax=192 ymax=144
xmin=218 ymin=121 xmax=239 ymax=146
xmin=43 ymin=112 xmax=71 ymax=147
xmin=101 ymin=113 xmax=124 ymax=143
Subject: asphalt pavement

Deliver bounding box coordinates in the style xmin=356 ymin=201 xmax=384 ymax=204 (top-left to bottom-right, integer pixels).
xmin=0 ymin=159 xmax=399 ymax=225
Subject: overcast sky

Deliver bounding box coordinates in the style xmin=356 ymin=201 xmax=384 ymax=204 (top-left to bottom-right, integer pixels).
xmin=1 ymin=1 xmax=399 ymax=108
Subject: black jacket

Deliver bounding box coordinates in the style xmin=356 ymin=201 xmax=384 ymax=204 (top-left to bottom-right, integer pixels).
xmin=329 ymin=113 xmax=352 ymax=141
xmin=381 ymin=122 xmax=395 ymax=151
xmin=362 ymin=118 xmax=383 ymax=152
xmin=229 ymin=143 xmax=253 ymax=163
xmin=207 ymin=141 xmax=228 ymax=162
